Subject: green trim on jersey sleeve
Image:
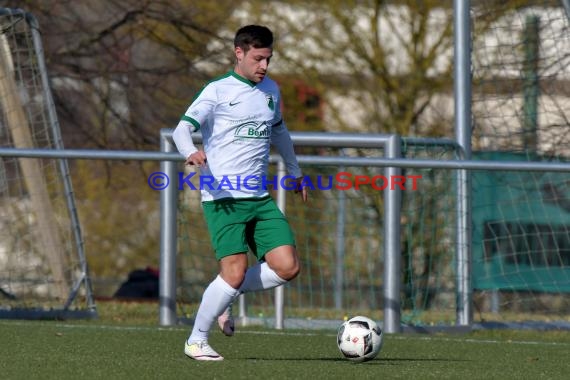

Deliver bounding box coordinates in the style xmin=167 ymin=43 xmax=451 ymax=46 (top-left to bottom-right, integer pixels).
xmin=180 ymin=115 xmax=201 ymax=132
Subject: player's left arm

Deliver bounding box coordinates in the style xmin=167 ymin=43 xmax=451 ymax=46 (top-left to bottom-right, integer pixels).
xmin=270 ymin=111 xmax=307 ymax=202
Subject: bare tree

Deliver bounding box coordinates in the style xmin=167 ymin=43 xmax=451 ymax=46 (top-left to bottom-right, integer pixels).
xmin=241 ymin=0 xmax=454 ymax=137
xmin=6 ymin=0 xmax=240 ymax=149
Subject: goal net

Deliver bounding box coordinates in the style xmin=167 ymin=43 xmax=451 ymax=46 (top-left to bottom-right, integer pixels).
xmin=0 ymin=8 xmax=95 ymax=318
xmin=471 ymin=1 xmax=570 ymax=323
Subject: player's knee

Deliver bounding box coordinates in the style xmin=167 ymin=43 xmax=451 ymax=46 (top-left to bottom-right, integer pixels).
xmin=266 ymin=246 xmax=300 ymax=281
xmin=220 ymin=267 xmax=247 ymax=289
xmin=279 ymin=259 xmax=300 ymax=281
xmin=289 ymin=261 xmax=301 ymax=280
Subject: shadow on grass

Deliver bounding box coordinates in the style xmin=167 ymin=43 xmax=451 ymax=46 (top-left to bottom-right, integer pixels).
xmin=243 ymin=357 xmax=470 ymax=364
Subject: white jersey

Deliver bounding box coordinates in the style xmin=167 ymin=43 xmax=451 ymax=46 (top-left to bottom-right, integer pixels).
xmin=172 ymin=70 xmax=302 ymax=201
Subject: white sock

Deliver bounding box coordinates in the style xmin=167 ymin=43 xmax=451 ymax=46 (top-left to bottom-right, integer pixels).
xmin=188 ymin=275 xmax=240 ymax=343
xmin=238 ymin=262 xmax=287 ymax=294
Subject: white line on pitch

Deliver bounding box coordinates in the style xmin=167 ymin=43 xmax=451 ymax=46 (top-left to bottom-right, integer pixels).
xmin=1 ymin=320 xmax=569 ymax=347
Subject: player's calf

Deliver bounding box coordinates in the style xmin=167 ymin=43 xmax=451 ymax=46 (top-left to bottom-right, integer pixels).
xmin=218 ymin=305 xmax=235 ymax=337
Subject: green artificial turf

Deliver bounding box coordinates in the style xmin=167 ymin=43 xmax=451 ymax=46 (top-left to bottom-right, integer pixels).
xmin=1 ymin=320 xmax=569 ymax=380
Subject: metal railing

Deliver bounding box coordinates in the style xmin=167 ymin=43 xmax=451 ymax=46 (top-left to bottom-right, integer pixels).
xmin=3 ymin=131 xmax=570 ymax=332
xmin=158 ymin=130 xmax=409 ymax=333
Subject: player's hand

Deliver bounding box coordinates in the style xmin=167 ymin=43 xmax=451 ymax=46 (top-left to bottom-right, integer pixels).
xmin=185 ymin=151 xmax=207 ymax=167
xmin=295 ymin=176 xmax=308 ymax=203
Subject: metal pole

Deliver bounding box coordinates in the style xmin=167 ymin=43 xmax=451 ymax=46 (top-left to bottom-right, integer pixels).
xmin=334 ymin=163 xmax=346 ymax=310
xmin=454 ymin=0 xmax=473 ymax=327
xmin=562 ymin=0 xmax=570 ymax=22
xmin=383 ymin=134 xmax=402 ymax=333
xmin=27 ymin=12 xmax=96 ymax=312
xmin=159 ymin=131 xmax=179 ymax=326
xmin=522 ymin=15 xmax=540 ymax=152
xmin=275 ymin=159 xmax=287 ymax=329
xmin=3 ymin=147 xmax=570 ymax=172
xmin=238 ymin=293 xmax=247 ymax=326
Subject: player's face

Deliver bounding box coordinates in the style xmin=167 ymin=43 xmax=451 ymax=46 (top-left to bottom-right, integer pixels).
xmin=235 ymin=46 xmax=273 ymax=83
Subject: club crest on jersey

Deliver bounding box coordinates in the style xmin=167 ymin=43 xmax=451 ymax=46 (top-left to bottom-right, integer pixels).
xmin=266 ymin=94 xmax=275 ymax=111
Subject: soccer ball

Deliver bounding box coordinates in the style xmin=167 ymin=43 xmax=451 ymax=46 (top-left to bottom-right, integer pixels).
xmin=337 ymin=315 xmax=383 ymax=362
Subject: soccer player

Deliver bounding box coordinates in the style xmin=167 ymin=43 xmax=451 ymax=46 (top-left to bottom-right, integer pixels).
xmin=172 ymin=25 xmax=308 ymax=361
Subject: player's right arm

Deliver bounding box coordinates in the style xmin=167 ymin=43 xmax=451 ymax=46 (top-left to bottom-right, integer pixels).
xmin=172 ymin=84 xmax=217 ymax=167
xmin=172 ymin=119 xmax=207 ymax=166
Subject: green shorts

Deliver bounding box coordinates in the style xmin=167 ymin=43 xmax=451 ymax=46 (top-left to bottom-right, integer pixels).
xmin=202 ymin=196 xmax=296 ymax=260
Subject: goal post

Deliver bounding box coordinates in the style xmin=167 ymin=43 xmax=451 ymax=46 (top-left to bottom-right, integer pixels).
xmin=160 ymin=129 xmax=470 ymax=331
xmin=0 ymin=8 xmax=95 ymax=318
xmin=0 ymin=33 xmax=69 ymax=300
xmin=470 ymin=0 xmax=570 ymax=318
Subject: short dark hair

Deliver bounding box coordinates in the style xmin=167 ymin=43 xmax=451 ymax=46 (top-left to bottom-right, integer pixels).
xmin=234 ymin=25 xmax=273 ymax=52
